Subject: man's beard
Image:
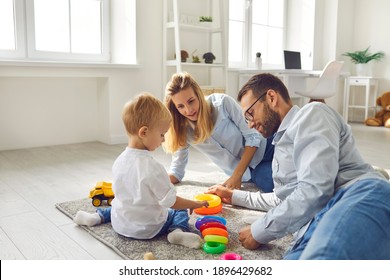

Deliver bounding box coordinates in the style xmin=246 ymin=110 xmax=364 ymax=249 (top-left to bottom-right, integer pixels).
xmin=261 ymin=102 xmax=281 ymax=138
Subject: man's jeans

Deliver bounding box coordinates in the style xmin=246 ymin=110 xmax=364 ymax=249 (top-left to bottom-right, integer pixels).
xmin=284 ymin=178 xmax=390 ymax=259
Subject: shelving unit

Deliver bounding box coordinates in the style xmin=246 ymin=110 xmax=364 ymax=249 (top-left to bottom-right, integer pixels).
xmin=162 ymin=0 xmax=228 ymax=94
xmin=343 ymin=76 xmax=379 ymax=123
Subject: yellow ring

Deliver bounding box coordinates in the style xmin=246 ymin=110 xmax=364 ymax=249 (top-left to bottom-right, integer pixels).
xmin=194 ymin=194 xmax=221 ymax=208
xmin=204 ymin=234 xmax=228 ymax=244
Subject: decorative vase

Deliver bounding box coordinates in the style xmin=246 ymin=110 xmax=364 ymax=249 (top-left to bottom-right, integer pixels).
xmin=355 ymin=63 xmax=371 ymax=76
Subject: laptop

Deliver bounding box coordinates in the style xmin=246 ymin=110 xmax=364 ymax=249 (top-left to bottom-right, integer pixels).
xmin=284 ymin=50 xmax=302 ymax=70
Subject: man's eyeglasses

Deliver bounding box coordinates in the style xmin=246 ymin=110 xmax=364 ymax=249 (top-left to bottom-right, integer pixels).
xmin=244 ymin=91 xmax=267 ymax=123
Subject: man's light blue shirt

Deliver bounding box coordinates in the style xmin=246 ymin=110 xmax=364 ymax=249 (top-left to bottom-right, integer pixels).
xmin=169 ymin=93 xmax=267 ymax=182
xmin=232 ymin=103 xmax=385 ymax=244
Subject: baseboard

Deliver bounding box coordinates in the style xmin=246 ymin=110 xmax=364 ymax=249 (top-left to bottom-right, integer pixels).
xmin=108 ymin=134 xmax=127 ymax=145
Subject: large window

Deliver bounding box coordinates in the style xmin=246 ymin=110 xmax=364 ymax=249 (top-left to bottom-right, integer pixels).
xmin=0 ymin=0 xmax=110 ymax=62
xmin=229 ymin=0 xmax=285 ymax=68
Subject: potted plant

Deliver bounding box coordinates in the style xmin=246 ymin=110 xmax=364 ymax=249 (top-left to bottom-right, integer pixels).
xmin=342 ymin=47 xmax=385 ymax=76
xmin=192 ymin=50 xmax=201 ymax=63
xmin=203 ymin=52 xmax=216 ymax=64
xmin=199 ymin=16 xmax=213 ymax=27
xmin=199 ymin=16 xmax=212 ymax=22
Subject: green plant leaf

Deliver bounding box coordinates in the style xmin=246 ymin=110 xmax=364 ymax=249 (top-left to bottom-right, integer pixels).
xmin=342 ymin=47 xmax=385 ymax=64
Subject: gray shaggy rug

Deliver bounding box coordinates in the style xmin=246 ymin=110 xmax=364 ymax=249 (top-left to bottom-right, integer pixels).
xmin=55 ymin=172 xmax=292 ymax=260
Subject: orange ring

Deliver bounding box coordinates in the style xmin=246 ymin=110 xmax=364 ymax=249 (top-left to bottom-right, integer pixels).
xmin=201 ymin=227 xmax=228 ymax=238
xmin=194 ymin=203 xmax=222 ymax=215
xmin=194 ymin=194 xmax=221 ymax=208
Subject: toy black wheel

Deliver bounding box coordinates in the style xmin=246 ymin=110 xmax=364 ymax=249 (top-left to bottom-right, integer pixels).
xmin=107 ymin=198 xmax=113 ymax=206
xmin=92 ymin=198 xmax=102 ymax=207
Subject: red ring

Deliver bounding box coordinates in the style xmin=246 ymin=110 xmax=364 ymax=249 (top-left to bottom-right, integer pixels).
xmin=199 ymin=222 xmax=227 ymax=232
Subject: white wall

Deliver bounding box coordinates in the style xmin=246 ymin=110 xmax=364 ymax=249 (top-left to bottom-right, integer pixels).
xmin=349 ymin=0 xmax=390 ymax=90
xmin=0 ymin=0 xmax=163 ymax=151
xmin=1 ymin=0 xmax=389 ymax=151
xmin=0 ymin=77 xmax=98 ymax=150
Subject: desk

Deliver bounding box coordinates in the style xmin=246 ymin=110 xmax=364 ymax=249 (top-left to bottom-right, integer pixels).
xmin=343 ymin=76 xmax=379 ymax=122
xmin=239 ymin=70 xmax=322 ymax=106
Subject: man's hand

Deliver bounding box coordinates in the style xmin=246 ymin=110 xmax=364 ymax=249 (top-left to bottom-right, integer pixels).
xmin=205 ymin=184 xmax=233 ymax=204
xmin=238 ymin=225 xmax=262 ymax=250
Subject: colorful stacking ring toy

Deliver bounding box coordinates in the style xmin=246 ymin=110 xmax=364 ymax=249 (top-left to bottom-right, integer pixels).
xmin=194 ymin=194 xmax=221 ymax=208
xmin=199 ymin=221 xmax=227 ymax=232
xmin=196 ymin=215 xmax=229 ymax=255
xmin=205 ymin=215 xmax=226 ymax=225
xmin=204 ymin=234 xmax=228 ymax=244
xmin=220 ymin=253 xmax=243 ymax=260
xmin=194 ymin=194 xmax=222 ymax=215
xmin=203 ymin=242 xmax=226 ymax=254
xmin=195 ymin=216 xmax=226 ymax=230
xmin=194 ymin=202 xmax=222 ymax=215
xmin=201 ymin=227 xmax=228 ymax=238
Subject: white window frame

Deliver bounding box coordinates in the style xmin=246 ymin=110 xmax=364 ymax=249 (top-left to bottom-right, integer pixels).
xmin=228 ymin=0 xmax=286 ymax=69
xmin=0 ymin=0 xmax=26 ymax=59
xmin=1 ymin=0 xmax=111 ymax=63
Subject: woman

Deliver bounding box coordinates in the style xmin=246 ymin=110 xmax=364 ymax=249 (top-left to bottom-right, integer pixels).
xmin=163 ymin=72 xmax=274 ymax=192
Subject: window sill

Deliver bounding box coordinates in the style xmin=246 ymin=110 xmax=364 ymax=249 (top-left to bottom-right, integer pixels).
xmin=0 ymin=60 xmax=140 ymax=69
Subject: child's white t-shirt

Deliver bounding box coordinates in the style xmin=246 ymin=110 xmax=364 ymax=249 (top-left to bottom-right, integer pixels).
xmin=110 ymin=147 xmax=177 ymax=239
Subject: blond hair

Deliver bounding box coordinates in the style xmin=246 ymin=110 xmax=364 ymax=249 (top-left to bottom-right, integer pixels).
xmin=122 ymin=93 xmax=172 ymax=135
xmin=163 ymin=72 xmax=214 ymax=153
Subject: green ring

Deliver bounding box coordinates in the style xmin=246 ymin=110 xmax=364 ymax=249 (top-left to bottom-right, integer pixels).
xmin=204 ymin=234 xmax=228 ymax=244
xmin=202 ymin=241 xmax=226 ymax=254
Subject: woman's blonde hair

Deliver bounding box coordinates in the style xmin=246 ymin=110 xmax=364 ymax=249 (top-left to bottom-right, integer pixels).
xmin=163 ymin=72 xmax=214 ymax=153
xmin=122 ymin=92 xmax=172 ymax=135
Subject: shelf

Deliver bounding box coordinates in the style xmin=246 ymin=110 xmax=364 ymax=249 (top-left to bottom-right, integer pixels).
xmin=166 ymin=22 xmax=223 ymax=33
xmin=163 ymin=0 xmax=227 ymax=91
xmin=165 ymin=60 xmax=226 ymax=67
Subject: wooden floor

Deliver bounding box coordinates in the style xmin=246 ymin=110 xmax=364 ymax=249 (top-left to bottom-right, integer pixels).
xmin=0 ymin=123 xmax=389 ymax=260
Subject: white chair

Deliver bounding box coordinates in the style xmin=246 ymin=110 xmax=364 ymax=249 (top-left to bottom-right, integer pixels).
xmin=295 ymin=60 xmax=344 ymax=103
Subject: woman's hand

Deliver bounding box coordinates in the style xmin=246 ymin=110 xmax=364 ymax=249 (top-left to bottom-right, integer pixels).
xmin=222 ymin=175 xmax=242 ymax=190
xmin=205 ymin=184 xmax=233 ymax=204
